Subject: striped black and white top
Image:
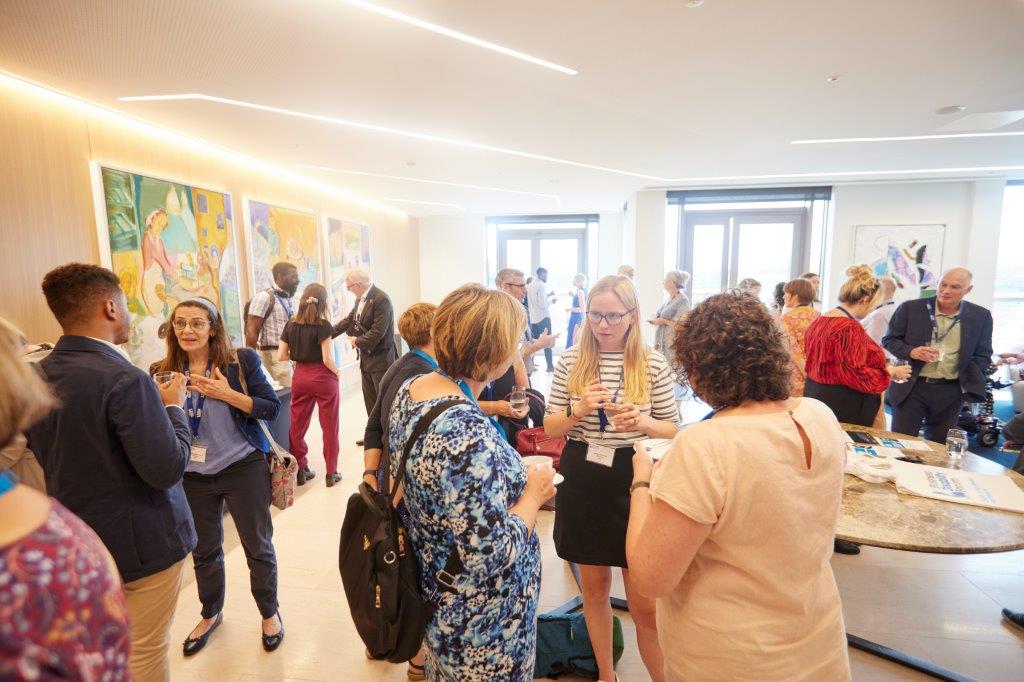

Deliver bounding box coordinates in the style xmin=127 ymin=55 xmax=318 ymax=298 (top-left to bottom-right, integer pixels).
xmin=547 ymin=346 xmax=678 ymax=448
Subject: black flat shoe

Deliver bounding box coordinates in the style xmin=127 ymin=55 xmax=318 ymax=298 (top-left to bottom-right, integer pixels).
xmin=326 ymin=472 xmax=341 ymax=487
xmin=356 ymin=439 xmax=365 ymax=446
xmin=297 ymin=467 xmax=315 ymax=486
xmin=1003 ymin=608 xmax=1024 ymax=633
xmin=834 ymin=538 xmax=861 ymax=555
xmin=182 ymin=612 xmax=222 ymax=657
xmin=262 ymin=612 xmax=284 ymax=652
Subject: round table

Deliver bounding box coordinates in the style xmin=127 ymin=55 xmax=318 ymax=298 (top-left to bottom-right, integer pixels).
xmin=837 ymin=423 xmax=1024 ymax=681
xmin=837 ymin=423 xmax=1024 ymax=553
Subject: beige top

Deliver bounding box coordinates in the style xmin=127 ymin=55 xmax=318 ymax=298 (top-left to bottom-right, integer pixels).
xmin=650 ymin=398 xmax=851 ymax=681
xmin=919 ymin=310 xmax=961 ymax=380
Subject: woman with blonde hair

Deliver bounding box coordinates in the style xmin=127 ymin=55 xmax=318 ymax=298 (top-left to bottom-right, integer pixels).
xmin=779 ymin=278 xmax=821 ymax=396
xmin=545 ymin=275 xmax=679 ymax=682
xmin=387 ymin=284 xmax=555 ymax=680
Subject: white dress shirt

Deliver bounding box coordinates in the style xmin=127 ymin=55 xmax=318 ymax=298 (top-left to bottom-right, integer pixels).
xmin=862 ymin=300 xmax=897 ymax=356
xmin=526 ymin=279 xmax=550 ymax=325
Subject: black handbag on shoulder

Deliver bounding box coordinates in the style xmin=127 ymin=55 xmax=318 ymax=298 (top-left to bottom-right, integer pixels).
xmin=339 ymin=398 xmax=464 ymax=663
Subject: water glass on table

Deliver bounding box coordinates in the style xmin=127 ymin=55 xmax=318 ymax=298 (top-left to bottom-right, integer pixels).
xmin=946 ymin=428 xmax=968 ymax=462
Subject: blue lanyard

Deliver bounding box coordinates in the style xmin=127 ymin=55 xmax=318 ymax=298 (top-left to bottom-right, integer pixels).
xmin=0 ymin=469 xmax=17 ymax=497
xmin=274 ymin=291 xmax=294 ymax=319
xmin=183 ymin=359 xmax=213 ymax=440
xmin=597 ymin=365 xmax=626 ymax=433
xmin=927 ymin=302 xmax=960 ymax=343
xmin=410 ymin=349 xmax=437 ymax=369
xmin=437 ymin=369 xmax=505 ymax=439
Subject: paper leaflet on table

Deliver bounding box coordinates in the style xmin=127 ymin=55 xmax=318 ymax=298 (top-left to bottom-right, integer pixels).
xmin=894 ymin=465 xmax=1024 ymax=514
xmin=640 ymin=438 xmax=674 ymax=460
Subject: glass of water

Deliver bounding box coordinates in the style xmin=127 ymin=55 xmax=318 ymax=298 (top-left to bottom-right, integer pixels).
xmin=891 ymin=359 xmax=910 ymax=384
xmin=509 ymin=386 xmax=528 ymax=418
xmin=946 ymin=428 xmax=968 ymax=462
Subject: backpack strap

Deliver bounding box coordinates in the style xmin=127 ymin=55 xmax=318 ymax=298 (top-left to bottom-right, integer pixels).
xmin=387 ymin=398 xmax=465 ymax=507
xmin=261 ymin=288 xmax=277 ymax=320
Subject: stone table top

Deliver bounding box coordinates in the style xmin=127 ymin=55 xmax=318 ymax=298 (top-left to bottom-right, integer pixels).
xmin=837 ymin=424 xmax=1024 ymax=553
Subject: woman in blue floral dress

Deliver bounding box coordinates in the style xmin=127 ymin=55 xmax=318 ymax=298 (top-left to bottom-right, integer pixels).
xmin=388 ymin=284 xmax=555 ymax=681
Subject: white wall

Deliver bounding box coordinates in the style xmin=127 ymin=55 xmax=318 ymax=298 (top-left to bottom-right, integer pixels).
xmin=827 ymin=180 xmax=1003 ymax=308
xmin=625 ymin=190 xmax=668 ymax=346
xmin=417 ymin=215 xmax=488 ymax=303
xmin=597 ymin=211 xmax=624 ymax=277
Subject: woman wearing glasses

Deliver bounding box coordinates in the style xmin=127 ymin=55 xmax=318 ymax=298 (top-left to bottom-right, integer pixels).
xmin=544 ymin=275 xmax=679 ymax=682
xmin=150 ymin=298 xmax=285 ymax=656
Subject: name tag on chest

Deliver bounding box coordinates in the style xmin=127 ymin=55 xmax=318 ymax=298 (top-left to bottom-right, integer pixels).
xmin=191 ymin=444 xmax=208 ymax=464
xmin=586 ymin=443 xmax=616 ymax=468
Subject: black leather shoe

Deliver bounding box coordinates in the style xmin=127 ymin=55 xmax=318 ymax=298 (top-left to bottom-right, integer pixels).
xmin=356 ymin=439 xmax=365 ymax=446
xmin=182 ymin=612 xmax=222 ymax=657
xmin=262 ymin=612 xmax=284 ymax=652
xmin=297 ymin=467 xmax=315 ymax=486
xmin=1003 ymin=608 xmax=1024 ymax=633
xmin=326 ymin=472 xmax=341 ymax=487
xmin=834 ymin=538 xmax=861 ymax=555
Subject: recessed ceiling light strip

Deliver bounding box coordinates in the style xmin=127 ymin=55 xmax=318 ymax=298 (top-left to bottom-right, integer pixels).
xmin=118 ymin=93 xmax=662 ymax=181
xmin=655 ymin=165 xmax=1024 ymax=185
xmin=382 ymin=197 xmax=465 ymax=211
xmin=339 ymin=0 xmax=577 ymax=75
xmin=793 ymin=132 xmax=1024 ymax=144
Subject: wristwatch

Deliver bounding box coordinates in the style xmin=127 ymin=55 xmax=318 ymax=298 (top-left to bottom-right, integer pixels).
xmin=565 ymin=402 xmax=575 ymax=418
xmin=629 ymin=480 xmax=651 ymax=494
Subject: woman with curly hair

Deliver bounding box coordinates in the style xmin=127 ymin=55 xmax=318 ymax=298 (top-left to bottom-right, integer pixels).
xmin=625 ymin=292 xmax=852 ymax=681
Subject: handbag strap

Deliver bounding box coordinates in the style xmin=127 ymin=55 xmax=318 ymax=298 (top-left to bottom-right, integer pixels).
xmin=235 ymin=354 xmax=281 ymax=460
xmin=387 ymin=398 xmax=465 ymax=507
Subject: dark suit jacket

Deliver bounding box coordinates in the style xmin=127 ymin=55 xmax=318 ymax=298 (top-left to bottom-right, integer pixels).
xmin=26 ymin=336 xmax=197 ymax=582
xmin=882 ymin=297 xmax=993 ymax=405
xmin=332 ymin=284 xmax=398 ymax=373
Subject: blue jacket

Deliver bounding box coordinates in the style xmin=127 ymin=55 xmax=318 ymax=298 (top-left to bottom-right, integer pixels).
xmin=26 ymin=336 xmax=197 ymax=582
xmin=882 ymin=297 xmax=994 ymax=405
xmin=220 ymin=348 xmax=281 ymax=452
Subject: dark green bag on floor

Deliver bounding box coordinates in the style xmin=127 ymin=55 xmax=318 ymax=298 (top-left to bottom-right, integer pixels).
xmin=533 ymin=612 xmax=625 ymax=679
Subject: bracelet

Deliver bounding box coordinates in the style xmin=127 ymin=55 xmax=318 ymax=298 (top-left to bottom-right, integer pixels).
xmin=362 ymin=469 xmax=377 ymax=478
xmin=629 ymin=480 xmax=651 ymax=494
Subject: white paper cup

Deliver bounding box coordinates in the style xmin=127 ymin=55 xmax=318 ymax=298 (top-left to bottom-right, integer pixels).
xmin=522 ymin=455 xmax=554 ymax=470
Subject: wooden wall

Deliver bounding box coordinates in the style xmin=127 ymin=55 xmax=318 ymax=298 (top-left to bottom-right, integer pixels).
xmin=0 ymin=76 xmax=420 ymax=346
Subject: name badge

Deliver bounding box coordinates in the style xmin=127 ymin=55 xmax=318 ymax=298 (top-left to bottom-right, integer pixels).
xmin=586 ymin=443 xmax=616 ymax=468
xmin=190 ymin=444 xmax=208 ymax=464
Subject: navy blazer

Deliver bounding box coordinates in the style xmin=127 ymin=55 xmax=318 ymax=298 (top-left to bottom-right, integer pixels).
xmin=331 ymin=285 xmax=398 ymax=373
xmin=25 ymin=336 xmax=197 ymax=583
xmin=882 ymin=297 xmax=993 ymax=405
xmin=217 ymin=348 xmax=281 ymax=452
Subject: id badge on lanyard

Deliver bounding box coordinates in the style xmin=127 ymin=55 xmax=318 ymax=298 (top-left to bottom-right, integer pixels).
xmin=590 ymin=365 xmax=623 ymax=467
xmin=184 ymin=359 xmax=213 ymax=462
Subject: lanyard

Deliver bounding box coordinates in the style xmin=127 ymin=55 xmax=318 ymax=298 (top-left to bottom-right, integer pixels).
xmin=183 ymin=359 xmax=213 ymax=440
xmin=410 ymin=349 xmax=437 ymax=370
xmin=836 ymin=306 xmax=856 ymax=320
xmin=597 ymin=365 xmax=626 ymax=433
xmin=874 ymin=301 xmax=895 ymax=311
xmin=274 ymin=291 xmax=294 ymax=319
xmin=437 ymin=369 xmax=505 ymax=439
xmin=928 ymin=302 xmax=960 ymax=344
xmin=0 ymin=469 xmax=17 ymax=497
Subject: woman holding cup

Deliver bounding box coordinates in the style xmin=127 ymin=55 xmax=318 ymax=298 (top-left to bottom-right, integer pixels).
xmin=544 ymin=275 xmax=679 ymax=682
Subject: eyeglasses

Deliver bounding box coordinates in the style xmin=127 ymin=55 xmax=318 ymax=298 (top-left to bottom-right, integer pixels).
xmin=507 ymin=282 xmax=527 ymax=290
xmin=586 ymin=309 xmax=634 ymax=325
xmin=172 ymin=319 xmax=210 ymax=332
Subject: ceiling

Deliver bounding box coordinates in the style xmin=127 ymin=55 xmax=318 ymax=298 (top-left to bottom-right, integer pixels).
xmin=2 ymin=0 xmax=1023 ymax=217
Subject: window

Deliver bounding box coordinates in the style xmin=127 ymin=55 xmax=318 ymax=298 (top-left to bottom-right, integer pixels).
xmin=994 ymin=183 xmax=1024 ymax=352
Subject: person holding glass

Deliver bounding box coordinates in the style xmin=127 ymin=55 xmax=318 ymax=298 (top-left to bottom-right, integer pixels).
xmin=544 ymin=275 xmax=679 ymax=682
xmin=150 ymin=298 xmax=285 ymax=657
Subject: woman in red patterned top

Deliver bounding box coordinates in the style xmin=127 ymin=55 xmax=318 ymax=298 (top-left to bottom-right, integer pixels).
xmin=804 ymin=265 xmax=911 ymax=426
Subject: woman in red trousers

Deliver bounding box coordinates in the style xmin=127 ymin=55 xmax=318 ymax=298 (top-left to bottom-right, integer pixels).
xmin=279 ymin=283 xmax=341 ymax=486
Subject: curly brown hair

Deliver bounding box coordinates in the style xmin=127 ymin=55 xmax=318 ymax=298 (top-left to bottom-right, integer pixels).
xmin=670 ymin=292 xmax=793 ymax=409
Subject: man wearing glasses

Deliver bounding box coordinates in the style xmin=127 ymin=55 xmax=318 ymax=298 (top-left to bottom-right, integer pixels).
xmin=496 ymin=268 xmax=558 ymax=374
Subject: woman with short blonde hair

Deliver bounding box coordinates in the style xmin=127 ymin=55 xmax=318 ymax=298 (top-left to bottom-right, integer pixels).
xmin=544 ymin=275 xmax=679 ymax=682
xmin=387 ymin=284 xmax=555 ymax=680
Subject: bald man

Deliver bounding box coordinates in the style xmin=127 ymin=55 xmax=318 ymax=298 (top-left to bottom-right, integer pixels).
xmin=882 ymin=267 xmax=993 ymax=442
xmin=861 ymin=276 xmax=898 ymax=350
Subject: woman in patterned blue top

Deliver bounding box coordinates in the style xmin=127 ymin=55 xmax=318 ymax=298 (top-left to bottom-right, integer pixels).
xmin=387 ymin=284 xmax=556 ymax=681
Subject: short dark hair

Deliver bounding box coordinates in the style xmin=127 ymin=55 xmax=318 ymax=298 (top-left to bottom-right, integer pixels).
xmin=272 ymin=262 xmax=297 ymax=281
xmin=671 ymin=292 xmax=792 ymax=410
xmin=536 ymin=267 xmax=547 ymax=276
xmin=41 ymin=263 xmax=123 ymax=327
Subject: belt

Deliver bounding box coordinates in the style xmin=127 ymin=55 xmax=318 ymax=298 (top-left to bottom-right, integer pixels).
xmin=258 ymin=345 xmax=279 ymax=351
xmin=921 ymin=377 xmax=958 ymax=384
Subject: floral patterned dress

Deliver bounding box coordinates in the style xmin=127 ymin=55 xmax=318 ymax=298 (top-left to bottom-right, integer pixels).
xmin=0 ymin=502 xmax=131 ymax=680
xmin=780 ymin=305 xmax=821 ymax=397
xmin=388 ymin=379 xmax=541 ymax=681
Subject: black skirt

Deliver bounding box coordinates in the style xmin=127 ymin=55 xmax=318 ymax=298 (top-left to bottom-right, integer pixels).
xmin=553 ymin=439 xmax=636 ymax=568
xmin=804 ymin=377 xmax=880 ymax=427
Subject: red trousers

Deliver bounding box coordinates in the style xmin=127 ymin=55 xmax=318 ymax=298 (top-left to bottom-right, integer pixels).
xmin=289 ymin=362 xmax=340 ymax=474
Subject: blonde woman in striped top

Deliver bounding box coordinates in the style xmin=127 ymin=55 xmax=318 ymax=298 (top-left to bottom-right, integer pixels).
xmin=544 ymin=275 xmax=678 ymax=682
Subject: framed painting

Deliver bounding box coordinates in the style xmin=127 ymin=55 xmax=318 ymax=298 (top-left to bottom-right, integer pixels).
xmin=853 ymin=224 xmax=946 ymax=304
xmin=92 ymin=164 xmax=243 ymax=368
xmin=243 ymin=199 xmax=322 ymax=301
xmin=325 ymin=217 xmax=371 ymax=367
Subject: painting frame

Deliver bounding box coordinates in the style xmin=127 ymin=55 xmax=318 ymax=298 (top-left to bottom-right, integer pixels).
xmin=853 ymin=224 xmax=946 ymax=304
xmin=241 ymin=198 xmax=323 ymax=304
xmin=324 ymin=216 xmax=371 ymax=368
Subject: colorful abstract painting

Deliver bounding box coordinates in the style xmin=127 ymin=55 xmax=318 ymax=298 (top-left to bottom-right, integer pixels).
xmin=245 ymin=200 xmax=322 ymax=299
xmin=853 ymin=224 xmax=946 ymax=305
xmin=96 ymin=166 xmax=242 ymax=368
xmin=326 ymin=217 xmax=371 ymax=366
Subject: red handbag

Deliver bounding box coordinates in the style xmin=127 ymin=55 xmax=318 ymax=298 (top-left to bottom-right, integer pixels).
xmin=515 ymin=427 xmax=567 ymax=471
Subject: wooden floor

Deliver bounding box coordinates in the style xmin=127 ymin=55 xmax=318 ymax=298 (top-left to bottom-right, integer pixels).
xmin=167 ymin=373 xmax=1024 ymax=681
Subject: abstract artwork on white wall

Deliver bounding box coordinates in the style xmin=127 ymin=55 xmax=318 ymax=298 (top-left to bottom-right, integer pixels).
xmin=853 ymin=224 xmax=945 ymax=304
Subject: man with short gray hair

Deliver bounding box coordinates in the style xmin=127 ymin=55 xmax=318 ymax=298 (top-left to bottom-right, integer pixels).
xmin=496 ymin=268 xmax=558 ymax=374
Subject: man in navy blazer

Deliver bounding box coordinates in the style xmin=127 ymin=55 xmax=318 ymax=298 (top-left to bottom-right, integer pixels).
xmin=26 ymin=263 xmax=196 ymax=682
xmin=882 ymin=267 xmax=993 ymax=443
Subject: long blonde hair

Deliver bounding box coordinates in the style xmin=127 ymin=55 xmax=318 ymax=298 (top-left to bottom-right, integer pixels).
xmin=566 ymin=275 xmax=651 ymax=404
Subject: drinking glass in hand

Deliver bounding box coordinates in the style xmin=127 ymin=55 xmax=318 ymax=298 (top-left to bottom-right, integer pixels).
xmin=153 ymin=371 xmax=175 ymax=385
xmin=509 ymin=386 xmax=528 ymax=419
xmin=946 ymin=428 xmax=968 ymax=462
xmin=892 ymin=359 xmax=910 ymax=384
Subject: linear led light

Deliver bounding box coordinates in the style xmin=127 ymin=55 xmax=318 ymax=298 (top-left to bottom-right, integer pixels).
xmin=658 ymin=165 xmax=1024 ymax=185
xmin=793 ymin=132 xmax=1024 ymax=144
xmin=383 ymin=197 xmax=465 ymax=211
xmin=339 ymin=0 xmax=577 ymax=75
xmin=295 ymin=164 xmax=562 ymax=206
xmin=117 ymin=93 xmax=660 ymax=181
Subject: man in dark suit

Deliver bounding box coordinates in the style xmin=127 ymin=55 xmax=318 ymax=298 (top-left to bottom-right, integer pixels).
xmin=883 ymin=267 xmax=993 ymax=443
xmin=25 ymin=263 xmax=195 ymax=682
xmin=332 ymin=268 xmax=398 ymax=444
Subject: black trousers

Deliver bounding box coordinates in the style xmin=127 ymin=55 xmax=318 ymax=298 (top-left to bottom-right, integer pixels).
xmin=804 ymin=378 xmax=880 ymax=427
xmin=890 ymin=380 xmax=964 ymax=443
xmin=360 ymin=366 xmax=387 ymax=414
xmin=530 ymin=318 xmax=554 ymax=370
xmin=183 ymin=450 xmax=278 ymax=619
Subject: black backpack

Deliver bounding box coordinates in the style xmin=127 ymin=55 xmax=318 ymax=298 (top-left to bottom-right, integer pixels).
xmin=339 ymin=399 xmax=464 ymax=662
